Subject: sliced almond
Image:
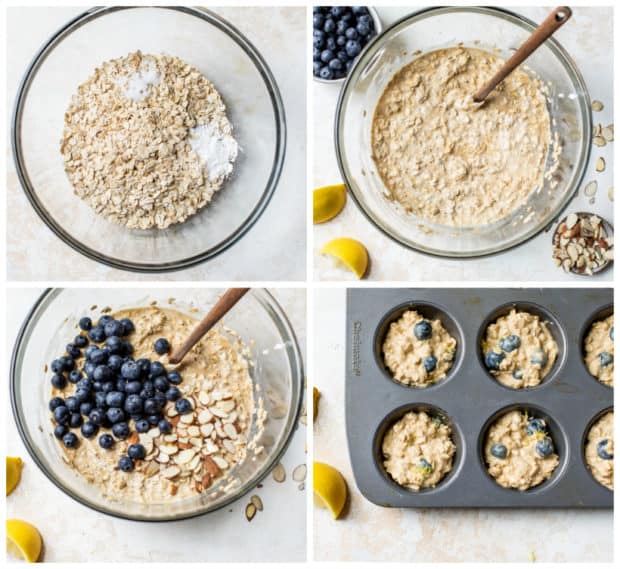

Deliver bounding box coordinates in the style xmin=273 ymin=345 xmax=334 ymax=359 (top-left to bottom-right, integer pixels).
xmin=201 ymin=473 xmax=212 ymax=489
xmin=188 ymin=454 xmax=201 ymax=471
xmin=167 ymin=407 xmax=178 ymax=417
xmin=222 ymin=439 xmax=236 ymax=454
xmin=162 ymin=466 xmax=181 ymax=479
xmin=596 ymin=157 xmax=606 ymax=172
xmin=251 ymin=495 xmax=263 ymax=511
xmin=292 ymin=464 xmax=307 ymax=482
xmin=145 ymin=461 xmax=160 ymax=477
xmin=272 ymin=463 xmax=286 ymax=483
xmin=189 ymin=437 xmax=203 ymax=447
xmin=212 ymin=455 xmax=229 ymax=470
xmin=175 ymin=448 xmax=196 ymax=465
xmin=156 ymin=452 xmax=170 ymax=464
xmin=592 ymin=100 xmax=604 ymax=112
xmin=217 ymin=399 xmax=236 ymax=413
xmin=602 ymin=124 xmax=614 ymax=142
xmin=198 ymin=390 xmax=211 ymax=406
xmin=210 ymin=407 xmax=229 ymax=419
xmin=160 ymin=444 xmax=179 ymax=456
xmin=203 ymin=455 xmax=222 ymax=477
xmin=200 ymin=424 xmax=215 ymax=437
xmin=198 ymin=409 xmax=213 ymax=424
xmin=187 ymin=426 xmax=200 ymax=437
xmin=223 ymin=423 xmax=237 ymax=439
xmin=180 ymin=413 xmax=195 ymax=424
xmin=245 ymin=503 xmax=257 ymax=522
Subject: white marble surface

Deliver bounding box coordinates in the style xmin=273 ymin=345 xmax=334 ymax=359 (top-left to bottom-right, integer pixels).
xmin=313 ymin=6 xmax=614 ymax=282
xmin=313 ymin=288 xmax=613 ymax=562
xmin=7 ymin=287 xmax=307 ymax=562
xmin=6 ymin=6 xmax=306 ymax=281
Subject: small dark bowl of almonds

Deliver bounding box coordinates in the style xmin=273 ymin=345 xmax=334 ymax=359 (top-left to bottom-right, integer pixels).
xmin=552 ymin=212 xmax=613 ymax=276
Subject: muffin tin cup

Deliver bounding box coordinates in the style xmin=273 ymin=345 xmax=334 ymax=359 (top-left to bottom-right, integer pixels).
xmin=345 ymin=288 xmax=613 ymax=508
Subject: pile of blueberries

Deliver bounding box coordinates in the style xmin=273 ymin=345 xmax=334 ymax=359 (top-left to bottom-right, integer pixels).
xmin=490 ymin=417 xmax=555 ymax=460
xmin=484 ymin=334 xmax=549 ymax=381
xmin=48 ymin=314 xmax=193 ymax=473
xmin=313 ymin=6 xmax=377 ymax=80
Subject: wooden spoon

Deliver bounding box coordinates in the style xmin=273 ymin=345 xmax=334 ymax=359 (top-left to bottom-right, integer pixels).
xmin=473 ymin=6 xmax=572 ymax=103
xmin=168 ymin=288 xmax=250 ymax=364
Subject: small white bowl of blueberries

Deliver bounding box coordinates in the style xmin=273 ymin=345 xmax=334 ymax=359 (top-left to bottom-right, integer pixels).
xmin=313 ymin=6 xmax=381 ymax=83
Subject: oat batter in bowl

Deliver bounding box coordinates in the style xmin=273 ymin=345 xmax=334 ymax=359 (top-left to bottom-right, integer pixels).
xmin=585 ymin=411 xmax=614 ymax=490
xmin=382 ymin=310 xmax=457 ymax=387
xmin=584 ymin=314 xmax=614 ymax=387
xmin=371 ymin=46 xmax=553 ymax=227
xmin=382 ymin=410 xmax=456 ymax=491
xmin=482 ymin=309 xmax=558 ymax=389
xmin=49 ymin=307 xmax=257 ymax=503
xmin=484 ymin=410 xmax=559 ymax=491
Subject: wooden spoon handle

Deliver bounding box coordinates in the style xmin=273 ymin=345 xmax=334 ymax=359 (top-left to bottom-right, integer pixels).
xmin=473 ymin=6 xmax=572 ymax=103
xmin=168 ymin=288 xmax=250 ymax=364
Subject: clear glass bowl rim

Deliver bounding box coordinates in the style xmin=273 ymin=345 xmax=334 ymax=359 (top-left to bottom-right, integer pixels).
xmin=335 ymin=5 xmax=593 ymax=259
xmin=11 ymin=5 xmax=287 ymax=273
xmin=10 ymin=288 xmax=305 ymax=522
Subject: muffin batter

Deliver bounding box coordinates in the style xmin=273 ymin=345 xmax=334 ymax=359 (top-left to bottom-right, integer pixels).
xmin=382 ymin=310 xmax=457 ymax=387
xmin=485 ymin=410 xmax=559 ymax=491
xmin=371 ymin=47 xmax=552 ymax=227
xmin=51 ymin=307 xmax=254 ymax=503
xmin=482 ymin=309 xmax=558 ymax=389
xmin=585 ymin=411 xmax=614 ymax=490
xmin=584 ymin=314 xmax=614 ymax=387
xmin=382 ymin=410 xmax=456 ymax=491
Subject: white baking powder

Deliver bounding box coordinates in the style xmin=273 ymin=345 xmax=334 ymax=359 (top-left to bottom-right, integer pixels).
xmin=188 ymin=123 xmax=239 ymax=181
xmin=114 ymin=60 xmax=161 ymax=102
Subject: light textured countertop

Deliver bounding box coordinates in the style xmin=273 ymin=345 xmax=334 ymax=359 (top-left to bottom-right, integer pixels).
xmin=313 ymin=288 xmax=612 ymax=562
xmin=7 ymin=287 xmax=307 ymax=562
xmin=314 ymin=6 xmax=614 ymax=282
xmin=6 ymin=6 xmax=306 ymax=281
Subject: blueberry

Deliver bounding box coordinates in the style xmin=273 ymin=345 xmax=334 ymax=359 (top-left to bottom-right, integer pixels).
xmin=490 ymin=443 xmax=508 ymax=459
xmin=356 ymin=21 xmax=371 ymax=36
xmin=105 ymin=391 xmax=125 ymax=408
xmin=320 ymin=49 xmax=333 ymax=64
xmin=118 ymin=456 xmax=134 ymax=472
xmin=89 ymin=348 xmax=108 ymax=365
xmin=413 ymin=320 xmax=432 ymax=340
xmin=143 ymin=398 xmax=160 ymax=415
xmin=154 ymin=392 xmax=167 ymax=408
xmin=484 ymin=351 xmax=505 ymax=370
xmin=94 ymin=391 xmax=107 ymax=408
xmin=93 ymin=365 xmax=115 ymax=383
xmin=165 ymin=386 xmax=181 ymax=401
xmin=597 ymin=439 xmax=613 ymax=460
xmin=66 ymin=343 xmax=81 ymax=358
xmin=120 ymin=340 xmax=133 ymax=356
xmin=140 ymin=380 xmax=155 ymax=398
xmin=54 ymin=405 xmax=70 ymax=425
xmin=135 ymin=358 xmax=150 ymax=376
xmin=105 ymin=336 xmax=122 ymax=355
xmin=313 ymin=34 xmax=325 ymax=50
xmin=330 ymin=7 xmax=345 ymax=17
xmin=51 ymin=373 xmax=67 ymax=389
xmin=599 ymin=351 xmax=613 ymax=368
xmin=88 ymin=326 xmax=106 ymax=343
xmin=336 ymin=35 xmax=347 ymax=47
xmin=319 ymin=66 xmax=333 ymax=80
xmin=313 ymin=47 xmax=321 ymax=62
xmin=158 ymin=419 xmax=172 ymax=434
xmin=346 ymin=59 xmax=355 ymax=71
xmin=323 ymin=18 xmax=336 ymax=34
xmin=153 ymin=376 xmax=168 ymax=392
xmin=101 ymin=381 xmax=115 ymax=393
xmin=147 ymin=414 xmax=162 ymax=426
xmin=313 ymin=13 xmax=324 ymax=28
xmin=417 ymin=458 xmax=433 ymax=473
xmin=84 ymin=345 xmax=98 ymax=359
xmin=112 ymin=422 xmax=130 ymax=440
xmin=124 ymin=394 xmax=144 ymax=415
xmin=106 ymin=407 xmax=125 ymax=424
xmin=336 ymin=20 xmax=347 ymax=35
xmin=337 ymin=50 xmax=348 ymax=63
xmin=99 ymin=434 xmax=115 ymax=449
xmin=81 ymin=421 xmax=99 ymax=438
xmin=74 ymin=335 xmax=88 ymax=348
xmin=525 ymin=417 xmax=546 ymax=436
xmin=423 ymin=356 xmax=437 ymax=373
xmin=89 ymin=408 xmax=106 ymax=426
xmin=345 ymin=27 xmax=358 ymax=40
xmin=79 ymin=402 xmax=94 ymax=416
xmin=69 ymin=370 xmax=83 ymax=383
xmin=108 ymin=354 xmax=123 ymax=371
xmin=64 ymin=396 xmax=79 ymax=412
xmin=69 ymin=413 xmax=83 ymax=428
xmin=84 ymin=362 xmax=97 ymax=380
xmin=79 ymin=316 xmax=92 ymax=331
xmin=121 ymin=361 xmax=141 ymax=380
xmin=357 ymin=14 xmax=372 ymax=26
xmin=74 ymin=388 xmax=91 ymax=403
xmin=62 ymin=432 xmax=79 ymax=448
xmin=103 ymin=320 xmax=123 ymax=338
xmin=167 ymin=371 xmax=182 ymax=385
xmin=54 ymin=424 xmax=68 ymax=439
xmin=175 ymin=398 xmax=193 ymax=414
xmin=135 ymin=419 xmax=150 ymax=433
xmin=530 ymin=348 xmax=547 ymax=367
xmin=76 ymin=377 xmax=91 ymax=390
xmin=51 ymin=358 xmax=64 ymax=373
xmin=154 ymin=339 xmax=170 ymax=355
xmin=119 ymin=318 xmax=134 ymax=336
xmin=345 ymin=39 xmax=362 ymax=58
xmin=49 ymin=397 xmax=64 ymax=411
xmin=150 ymin=361 xmax=165 ymax=378
xmin=128 ymin=444 xmax=146 ymax=460
xmin=328 ymin=58 xmax=343 ymax=71
xmin=326 ymin=37 xmax=336 ymax=52
xmin=61 ymin=356 xmax=75 ymax=371
xmin=499 ymin=334 xmax=521 ymax=353
xmin=98 ymin=315 xmax=113 ymax=326
xmin=535 ymin=437 xmax=554 ymax=458
xmin=610 ymin=327 xmax=614 ymax=341
xmin=125 ymin=381 xmax=142 ymax=395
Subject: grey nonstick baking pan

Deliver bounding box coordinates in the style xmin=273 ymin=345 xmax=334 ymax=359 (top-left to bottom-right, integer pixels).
xmin=345 ymin=288 xmax=613 ymax=508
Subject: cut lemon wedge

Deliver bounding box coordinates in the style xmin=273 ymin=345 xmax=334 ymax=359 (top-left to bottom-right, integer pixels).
xmin=7 ymin=519 xmax=43 ymax=563
xmin=313 ymin=184 xmax=347 ymax=224
xmin=7 ymin=456 xmax=23 ymax=496
xmin=320 ymin=237 xmax=369 ymax=279
xmin=313 ymin=462 xmax=347 ymax=519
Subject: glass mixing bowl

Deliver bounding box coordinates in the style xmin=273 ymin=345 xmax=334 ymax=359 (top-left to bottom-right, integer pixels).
xmin=10 ymin=288 xmax=303 ymax=521
xmin=11 ymin=6 xmax=286 ymax=272
xmin=335 ymin=6 xmax=592 ymax=257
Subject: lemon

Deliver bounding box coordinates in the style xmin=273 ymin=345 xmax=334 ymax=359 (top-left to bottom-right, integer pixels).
xmin=312 ymin=387 xmax=321 ymax=423
xmin=6 ymin=519 xmax=43 ymax=563
xmin=320 ymin=237 xmax=369 ymax=279
xmin=313 ymin=184 xmax=346 ymax=223
xmin=313 ymin=462 xmax=347 ymax=519
xmin=6 ymin=456 xmax=23 ymax=496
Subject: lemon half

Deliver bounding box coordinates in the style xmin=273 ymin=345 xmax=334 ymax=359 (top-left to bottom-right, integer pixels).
xmin=313 ymin=462 xmax=347 ymax=519
xmin=320 ymin=237 xmax=369 ymax=279
xmin=313 ymin=184 xmax=347 ymax=224
xmin=7 ymin=519 xmax=43 ymax=563
xmin=6 ymin=456 xmax=23 ymax=496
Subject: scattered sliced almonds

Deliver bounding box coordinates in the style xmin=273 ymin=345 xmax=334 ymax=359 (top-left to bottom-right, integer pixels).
xmin=292 ymin=464 xmax=307 ymax=483
xmin=251 ymin=494 xmax=263 ymax=511
xmin=592 ymin=100 xmax=604 ymax=112
xmin=245 ymin=502 xmax=257 ymax=522
xmin=596 ymin=157 xmax=606 ymax=172
xmin=272 ymin=463 xmax=286 ymax=483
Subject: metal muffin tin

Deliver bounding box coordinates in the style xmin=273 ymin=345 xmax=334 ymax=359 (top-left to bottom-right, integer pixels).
xmin=345 ymin=288 xmax=613 ymax=508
